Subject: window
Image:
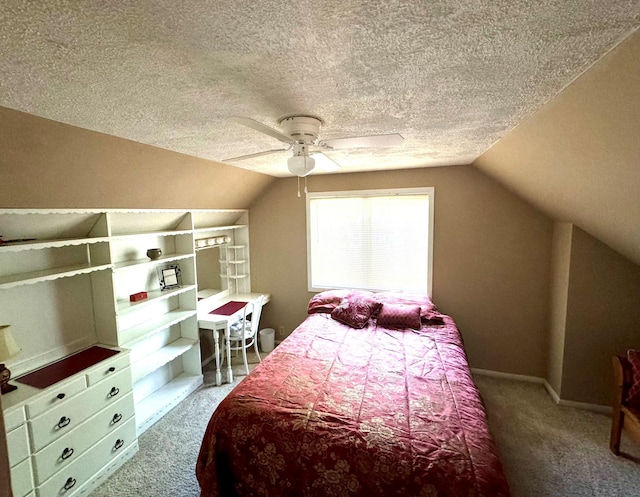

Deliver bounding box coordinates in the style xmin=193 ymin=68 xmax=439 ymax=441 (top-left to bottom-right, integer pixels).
xmin=306 ymin=188 xmax=434 ymax=295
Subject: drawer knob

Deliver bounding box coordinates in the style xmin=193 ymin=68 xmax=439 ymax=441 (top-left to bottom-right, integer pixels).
xmin=108 ymin=386 xmax=120 ymax=398
xmin=56 ymin=393 xmax=66 ymax=400
xmin=108 ymin=366 xmax=116 ymax=372
xmin=61 ymin=447 xmax=74 ymax=460
xmin=63 ymin=477 xmax=76 ymax=490
xmin=57 ymin=416 xmax=71 ymax=429
xmin=114 ymin=438 xmax=124 ymax=451
xmin=111 ymin=413 xmax=123 ymax=424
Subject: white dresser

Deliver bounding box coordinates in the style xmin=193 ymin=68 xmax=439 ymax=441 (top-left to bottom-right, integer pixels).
xmin=3 ymin=347 xmax=137 ymax=497
xmin=0 ymin=208 xmax=255 ymax=493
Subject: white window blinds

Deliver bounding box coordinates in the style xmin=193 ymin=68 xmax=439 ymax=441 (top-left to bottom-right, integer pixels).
xmin=307 ymin=188 xmax=433 ymax=294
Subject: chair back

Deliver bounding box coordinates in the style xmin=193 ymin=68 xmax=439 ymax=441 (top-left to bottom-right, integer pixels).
xmin=239 ymin=300 xmax=254 ymax=337
xmin=249 ymin=295 xmax=265 ymax=337
xmin=225 ymin=296 xmax=266 ymax=374
xmin=234 ymin=296 xmax=264 ymax=340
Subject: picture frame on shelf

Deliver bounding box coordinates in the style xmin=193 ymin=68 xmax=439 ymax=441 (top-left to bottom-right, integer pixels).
xmin=157 ymin=264 xmax=181 ymax=291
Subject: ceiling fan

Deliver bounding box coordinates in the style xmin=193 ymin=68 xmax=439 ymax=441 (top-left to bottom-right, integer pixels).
xmin=224 ymin=115 xmax=404 ymax=177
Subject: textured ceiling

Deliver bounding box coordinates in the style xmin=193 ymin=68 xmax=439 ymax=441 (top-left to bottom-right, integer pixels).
xmin=0 ymin=1 xmax=638 ymax=177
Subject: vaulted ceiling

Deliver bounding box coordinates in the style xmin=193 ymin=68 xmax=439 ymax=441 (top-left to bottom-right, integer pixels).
xmin=1 ymin=1 xmax=638 ymax=177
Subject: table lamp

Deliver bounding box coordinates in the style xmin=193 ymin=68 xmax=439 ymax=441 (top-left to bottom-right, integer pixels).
xmin=0 ymin=325 xmax=21 ymax=394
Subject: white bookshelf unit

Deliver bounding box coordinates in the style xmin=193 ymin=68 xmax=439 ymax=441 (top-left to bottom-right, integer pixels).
xmin=220 ymin=244 xmax=250 ymax=295
xmin=0 ymin=208 xmax=251 ymax=497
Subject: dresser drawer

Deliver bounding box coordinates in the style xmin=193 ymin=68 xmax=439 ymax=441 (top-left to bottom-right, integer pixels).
xmin=29 ymin=367 xmax=132 ymax=451
xmin=85 ymin=352 xmax=130 ymax=386
xmin=4 ymin=405 xmax=26 ymax=431
xmin=36 ymin=417 xmax=137 ymax=497
xmin=7 ymin=423 xmax=30 ymax=467
xmin=31 ymin=392 xmax=135 ymax=485
xmin=26 ymin=376 xmax=87 ymax=419
xmin=11 ymin=456 xmax=34 ymax=497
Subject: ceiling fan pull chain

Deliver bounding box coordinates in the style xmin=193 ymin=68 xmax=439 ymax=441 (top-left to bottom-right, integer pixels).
xmin=297 ymin=176 xmax=301 ymax=197
xmin=304 ymin=176 xmax=308 ymax=194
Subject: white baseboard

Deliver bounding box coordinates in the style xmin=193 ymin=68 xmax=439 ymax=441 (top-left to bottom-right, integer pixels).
xmin=542 ymin=379 xmax=561 ymax=403
xmin=471 ymin=367 xmax=545 ymax=384
xmin=472 ymin=368 xmax=612 ymax=414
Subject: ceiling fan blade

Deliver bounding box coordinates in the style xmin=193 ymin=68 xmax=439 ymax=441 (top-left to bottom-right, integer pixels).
xmin=229 ymin=116 xmax=294 ymax=144
xmin=223 ymin=148 xmax=288 ymax=162
xmin=311 ymin=152 xmax=341 ymax=172
xmin=319 ymin=133 xmax=404 ymax=150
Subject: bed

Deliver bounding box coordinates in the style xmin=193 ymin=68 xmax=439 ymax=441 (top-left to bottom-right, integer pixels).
xmin=196 ymin=290 xmax=510 ymax=497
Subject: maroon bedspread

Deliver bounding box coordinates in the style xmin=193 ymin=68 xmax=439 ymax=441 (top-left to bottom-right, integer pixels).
xmin=197 ymin=293 xmax=510 ymax=497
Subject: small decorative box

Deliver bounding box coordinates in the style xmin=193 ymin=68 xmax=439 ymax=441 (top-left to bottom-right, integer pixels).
xmin=129 ymin=291 xmax=148 ymax=302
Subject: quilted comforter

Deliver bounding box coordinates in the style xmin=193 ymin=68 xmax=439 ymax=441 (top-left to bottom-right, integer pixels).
xmin=196 ymin=291 xmax=510 ymax=497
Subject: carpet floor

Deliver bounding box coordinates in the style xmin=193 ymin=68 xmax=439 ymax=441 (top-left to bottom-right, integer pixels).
xmin=88 ymin=361 xmax=640 ymax=497
xmin=475 ymin=374 xmax=640 ymax=497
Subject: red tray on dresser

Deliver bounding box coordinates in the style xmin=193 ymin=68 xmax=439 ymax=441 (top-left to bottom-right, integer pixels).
xmin=16 ymin=346 xmax=120 ymax=389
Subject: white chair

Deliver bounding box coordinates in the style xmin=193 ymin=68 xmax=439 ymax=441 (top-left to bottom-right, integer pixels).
xmin=224 ymin=296 xmax=264 ymax=375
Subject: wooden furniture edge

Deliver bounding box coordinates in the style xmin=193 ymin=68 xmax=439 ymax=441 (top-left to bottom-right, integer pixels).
xmin=610 ymin=354 xmax=640 ymax=455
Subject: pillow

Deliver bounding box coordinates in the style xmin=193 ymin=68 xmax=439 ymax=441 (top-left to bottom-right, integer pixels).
xmin=308 ymin=289 xmax=353 ymax=314
xmin=377 ymin=303 xmax=422 ymax=330
xmin=626 ymin=349 xmax=640 ymax=407
xmin=373 ymin=291 xmax=439 ymax=321
xmin=331 ymin=294 xmax=380 ymax=329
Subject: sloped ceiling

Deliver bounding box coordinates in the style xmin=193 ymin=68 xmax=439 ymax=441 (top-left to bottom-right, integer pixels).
xmin=0 ymin=1 xmax=638 ymax=178
xmin=475 ymin=30 xmax=640 ymax=266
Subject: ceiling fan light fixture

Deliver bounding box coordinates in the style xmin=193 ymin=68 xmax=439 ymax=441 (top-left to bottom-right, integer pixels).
xmin=287 ymin=154 xmax=315 ymax=177
xmin=227 ymin=115 xmax=404 ymax=176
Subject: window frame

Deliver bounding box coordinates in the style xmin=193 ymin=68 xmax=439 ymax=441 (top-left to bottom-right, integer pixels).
xmin=306 ymin=187 xmax=435 ymax=296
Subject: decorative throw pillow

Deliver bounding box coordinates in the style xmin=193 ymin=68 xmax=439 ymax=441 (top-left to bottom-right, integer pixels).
xmin=331 ymin=294 xmax=380 ymax=329
xmin=307 ymin=289 xmax=353 ymax=314
xmin=373 ymin=291 xmax=439 ymax=321
xmin=377 ymin=303 xmax=422 ymax=330
xmin=626 ymin=349 xmax=640 ymax=407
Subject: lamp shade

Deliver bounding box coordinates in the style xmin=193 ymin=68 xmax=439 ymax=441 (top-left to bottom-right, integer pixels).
xmin=0 ymin=325 xmax=21 ymax=361
xmin=287 ymin=154 xmax=315 ymax=177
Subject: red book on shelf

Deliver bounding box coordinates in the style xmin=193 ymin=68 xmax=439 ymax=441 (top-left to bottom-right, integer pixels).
xmin=129 ymin=291 xmax=148 ymax=302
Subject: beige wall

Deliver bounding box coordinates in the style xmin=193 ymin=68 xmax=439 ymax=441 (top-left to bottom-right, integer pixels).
xmin=0 ymin=106 xmax=275 ymax=209
xmin=546 ymin=222 xmax=640 ymax=405
xmin=250 ymin=166 xmax=553 ymax=377
xmin=560 ymin=225 xmax=640 ymax=405
xmin=547 ymin=222 xmax=572 ymax=394
xmin=474 ymin=30 xmax=640 ymax=406
xmin=474 ymin=29 xmax=640 ymax=266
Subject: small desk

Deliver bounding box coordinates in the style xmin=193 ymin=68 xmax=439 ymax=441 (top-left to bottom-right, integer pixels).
xmin=197 ymin=292 xmax=270 ymax=386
